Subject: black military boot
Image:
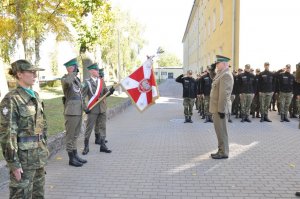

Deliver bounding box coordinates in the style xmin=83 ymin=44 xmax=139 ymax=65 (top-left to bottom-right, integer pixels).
xmin=260 ymin=114 xmax=264 ymax=122
xmin=95 ymin=134 xmax=101 ymax=145
xmin=204 ymin=116 xmax=209 ymax=123
xmin=68 ymin=151 xmax=83 ymax=167
xmin=295 ymin=191 xmax=300 ymax=196
xmin=208 ymin=115 xmax=213 ymax=123
xmin=228 ymin=114 xmax=232 ymax=123
xmin=82 ymin=139 xmax=89 ymax=155
xmin=280 ymin=114 xmax=285 ymax=122
xmin=188 ymin=116 xmax=193 ymax=123
xmin=100 ymin=138 xmax=112 ymax=153
xmin=244 ymin=115 xmax=251 ymax=123
xmin=264 ymin=114 xmax=272 ymax=122
xmin=240 ymin=114 xmax=245 ymax=122
xmin=256 ymin=112 xmax=261 ymax=118
xmin=184 ymin=116 xmax=188 ymax=123
xmin=284 ymin=114 xmax=290 ymax=122
xmin=73 ymin=150 xmax=87 ymax=164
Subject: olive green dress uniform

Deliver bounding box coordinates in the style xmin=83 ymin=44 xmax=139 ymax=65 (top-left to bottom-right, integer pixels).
xmin=0 ymin=60 xmax=48 ymax=199
xmin=61 ymin=58 xmax=87 ymax=167
xmin=82 ymin=65 xmax=112 ymax=154
xmin=209 ymin=55 xmax=233 ymax=158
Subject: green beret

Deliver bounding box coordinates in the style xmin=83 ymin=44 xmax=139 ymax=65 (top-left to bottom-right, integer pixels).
xmin=11 ymin=59 xmax=44 ymax=71
xmin=64 ymin=58 xmax=78 ymax=67
xmin=216 ymin=55 xmax=230 ymax=63
xmin=87 ymin=63 xmax=99 ymax=70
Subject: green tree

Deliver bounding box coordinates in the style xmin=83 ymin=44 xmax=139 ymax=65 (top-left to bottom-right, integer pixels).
xmin=157 ymin=52 xmax=182 ymax=67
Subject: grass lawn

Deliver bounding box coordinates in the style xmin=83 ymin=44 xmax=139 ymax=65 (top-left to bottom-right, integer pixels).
xmin=0 ymin=86 xmax=128 ymax=161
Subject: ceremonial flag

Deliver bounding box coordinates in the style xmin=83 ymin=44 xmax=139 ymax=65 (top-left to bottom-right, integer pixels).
xmin=120 ymin=57 xmax=159 ymax=112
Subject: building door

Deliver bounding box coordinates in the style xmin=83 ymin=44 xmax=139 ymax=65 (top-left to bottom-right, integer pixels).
xmin=168 ymin=72 xmax=174 ymax=79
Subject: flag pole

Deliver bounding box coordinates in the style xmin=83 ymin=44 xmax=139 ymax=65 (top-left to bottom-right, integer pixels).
xmin=88 ymin=82 xmax=121 ymax=111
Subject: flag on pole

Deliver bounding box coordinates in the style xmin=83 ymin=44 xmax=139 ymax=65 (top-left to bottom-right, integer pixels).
xmin=87 ymin=78 xmax=103 ymax=110
xmin=120 ymin=57 xmax=159 ymax=112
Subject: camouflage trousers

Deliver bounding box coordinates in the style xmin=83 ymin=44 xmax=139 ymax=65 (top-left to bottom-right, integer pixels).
xmin=195 ymin=96 xmax=201 ymax=110
xmin=204 ymin=96 xmax=211 ymax=116
xmin=240 ymin=93 xmax=254 ymax=116
xmin=250 ymin=93 xmax=260 ymax=113
xmin=183 ymin=98 xmax=195 ymax=116
xmin=259 ymin=92 xmax=273 ymax=115
xmin=84 ymin=112 xmax=107 ymax=140
xmin=279 ymin=92 xmax=293 ymax=115
xmin=9 ymin=167 xmax=45 ymax=199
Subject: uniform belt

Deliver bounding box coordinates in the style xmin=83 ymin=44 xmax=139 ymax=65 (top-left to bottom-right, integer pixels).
xmin=17 ymin=134 xmax=43 ymax=142
xmin=68 ymin=96 xmax=81 ymax=100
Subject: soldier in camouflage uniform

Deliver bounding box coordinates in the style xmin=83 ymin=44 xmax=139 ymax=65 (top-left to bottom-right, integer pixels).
xmin=295 ymin=64 xmax=300 ymax=197
xmin=258 ymin=62 xmax=275 ymax=122
xmin=237 ymin=64 xmax=256 ymax=122
xmin=200 ymin=70 xmax=213 ymax=123
xmin=277 ymin=64 xmax=294 ymax=122
xmin=250 ymin=68 xmax=261 ymax=118
xmin=61 ymin=58 xmax=87 ymax=167
xmin=82 ymin=64 xmax=114 ymax=155
xmin=0 ymin=60 xmax=48 ymax=199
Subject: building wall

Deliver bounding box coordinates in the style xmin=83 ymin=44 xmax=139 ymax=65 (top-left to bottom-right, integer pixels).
xmin=183 ymin=0 xmax=240 ymax=72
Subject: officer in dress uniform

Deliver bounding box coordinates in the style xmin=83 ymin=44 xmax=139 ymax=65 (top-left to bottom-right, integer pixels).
xmin=81 ymin=64 xmax=114 ymax=154
xmin=0 ymin=60 xmax=48 ymax=198
xmin=277 ymin=64 xmax=295 ymax=122
xmin=209 ymin=55 xmax=233 ymax=159
xmin=61 ymin=58 xmax=87 ymax=167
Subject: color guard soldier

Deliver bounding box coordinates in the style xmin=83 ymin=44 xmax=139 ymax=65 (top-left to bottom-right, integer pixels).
xmin=82 ymin=64 xmax=114 ymax=154
xmin=61 ymin=58 xmax=87 ymax=167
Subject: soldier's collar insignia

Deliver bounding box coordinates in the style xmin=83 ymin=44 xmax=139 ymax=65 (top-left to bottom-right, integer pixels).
xmin=2 ymin=107 xmax=8 ymax=116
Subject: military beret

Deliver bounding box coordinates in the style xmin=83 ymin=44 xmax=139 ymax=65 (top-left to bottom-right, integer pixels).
xmin=286 ymin=64 xmax=291 ymax=69
xmin=245 ymin=64 xmax=251 ymax=69
xmin=11 ymin=59 xmax=44 ymax=72
xmin=87 ymin=63 xmax=99 ymax=70
xmin=264 ymin=62 xmax=270 ymax=66
xmin=64 ymin=58 xmax=78 ymax=67
xmin=216 ymin=55 xmax=230 ymax=63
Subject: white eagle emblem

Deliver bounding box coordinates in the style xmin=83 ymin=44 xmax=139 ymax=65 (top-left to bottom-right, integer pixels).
xmin=2 ymin=107 xmax=8 ymax=116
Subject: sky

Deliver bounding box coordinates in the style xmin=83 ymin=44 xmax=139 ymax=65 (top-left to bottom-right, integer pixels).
xmin=110 ymin=0 xmax=194 ymax=62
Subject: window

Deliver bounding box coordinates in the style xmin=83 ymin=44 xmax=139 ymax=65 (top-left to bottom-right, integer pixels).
xmin=161 ymin=72 xmax=167 ymax=76
xmin=220 ymin=0 xmax=224 ymax=24
xmin=213 ymin=9 xmax=216 ymax=31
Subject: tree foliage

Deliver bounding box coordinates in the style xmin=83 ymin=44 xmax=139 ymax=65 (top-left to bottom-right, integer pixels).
xmin=157 ymin=52 xmax=182 ymax=67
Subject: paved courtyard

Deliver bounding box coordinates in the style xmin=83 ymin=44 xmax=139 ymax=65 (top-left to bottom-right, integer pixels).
xmin=0 ymin=79 xmax=300 ymax=199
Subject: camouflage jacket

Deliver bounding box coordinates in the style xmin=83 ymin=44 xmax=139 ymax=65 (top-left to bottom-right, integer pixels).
xmin=0 ymin=86 xmax=48 ymax=170
xmin=61 ymin=73 xmax=83 ymax=115
xmin=82 ymin=77 xmax=108 ymax=114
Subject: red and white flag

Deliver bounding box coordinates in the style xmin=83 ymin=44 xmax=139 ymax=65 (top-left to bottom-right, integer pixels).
xmin=120 ymin=57 xmax=159 ymax=112
xmin=87 ymin=78 xmax=103 ymax=110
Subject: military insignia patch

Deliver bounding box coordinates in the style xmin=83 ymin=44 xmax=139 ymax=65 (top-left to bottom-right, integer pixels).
xmin=2 ymin=107 xmax=8 ymax=115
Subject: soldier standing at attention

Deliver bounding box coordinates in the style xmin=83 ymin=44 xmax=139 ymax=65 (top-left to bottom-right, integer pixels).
xmin=258 ymin=62 xmax=275 ymax=122
xmin=237 ymin=64 xmax=256 ymax=122
xmin=176 ymin=70 xmax=197 ymax=123
xmin=209 ymin=55 xmax=233 ymax=159
xmin=251 ymin=68 xmax=261 ymax=118
xmin=82 ymin=64 xmax=114 ymax=155
xmin=200 ymin=70 xmax=213 ymax=123
xmin=277 ymin=64 xmax=294 ymax=122
xmin=61 ymin=58 xmax=87 ymax=167
xmin=0 ymin=60 xmax=48 ymax=198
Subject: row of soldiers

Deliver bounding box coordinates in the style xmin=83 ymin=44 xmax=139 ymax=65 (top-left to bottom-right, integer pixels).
xmin=195 ymin=62 xmax=300 ymax=123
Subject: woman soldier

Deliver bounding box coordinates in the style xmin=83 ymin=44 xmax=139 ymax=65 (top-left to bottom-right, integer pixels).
xmin=0 ymin=59 xmax=48 ymax=198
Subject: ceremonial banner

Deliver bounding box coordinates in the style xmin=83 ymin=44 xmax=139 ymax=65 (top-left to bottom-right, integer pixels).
xmin=120 ymin=57 xmax=159 ymax=112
